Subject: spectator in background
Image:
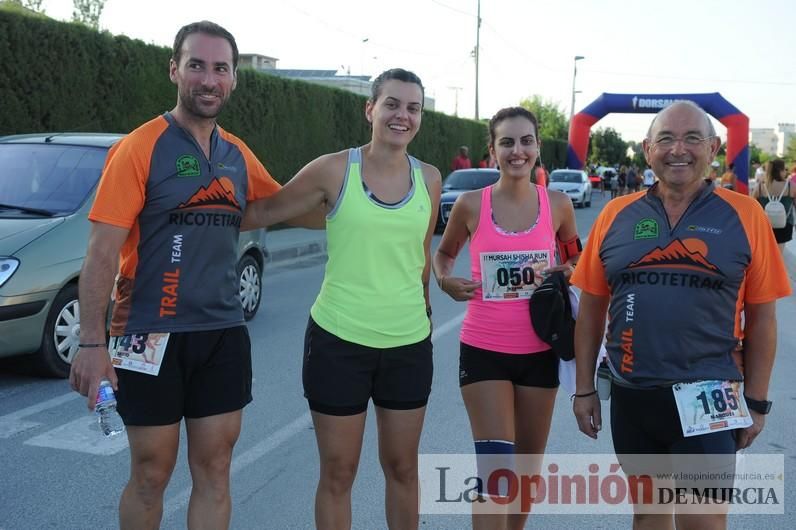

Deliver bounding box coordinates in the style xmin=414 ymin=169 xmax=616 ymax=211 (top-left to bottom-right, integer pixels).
xmin=606 ymin=169 xmax=619 ymax=199
xmin=752 ymin=158 xmax=795 ymax=255
xmin=720 ymin=163 xmax=737 ymax=190
xmin=707 ymin=160 xmax=720 ymax=182
xmin=478 ymin=152 xmax=496 ymax=168
xmin=452 ymin=145 xmax=472 ymax=171
xmin=642 ymin=166 xmax=656 ymax=188
xmin=534 ymin=161 xmax=548 ymax=187
xmin=617 ymin=165 xmax=627 ymax=195
xmin=754 ymin=162 xmax=766 ymax=182
xmin=789 ymin=164 xmax=796 ymax=183
xmin=626 ymin=165 xmax=640 ymax=193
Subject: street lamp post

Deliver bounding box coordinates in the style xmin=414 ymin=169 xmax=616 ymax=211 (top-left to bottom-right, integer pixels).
xmin=569 ymin=55 xmax=585 ymax=131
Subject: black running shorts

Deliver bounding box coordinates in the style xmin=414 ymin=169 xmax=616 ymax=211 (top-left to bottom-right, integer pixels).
xmin=459 ymin=342 xmax=559 ymax=388
xmin=303 ymin=317 xmax=433 ymax=416
xmin=115 ymin=326 xmax=252 ymax=426
xmin=610 ymin=383 xmax=737 ymax=495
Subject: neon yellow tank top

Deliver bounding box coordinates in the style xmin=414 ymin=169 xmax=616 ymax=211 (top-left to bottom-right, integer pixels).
xmin=310 ymin=148 xmax=431 ymax=347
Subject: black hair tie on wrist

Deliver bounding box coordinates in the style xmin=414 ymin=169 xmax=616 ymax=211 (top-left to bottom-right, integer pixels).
xmin=571 ymin=389 xmax=598 ymax=399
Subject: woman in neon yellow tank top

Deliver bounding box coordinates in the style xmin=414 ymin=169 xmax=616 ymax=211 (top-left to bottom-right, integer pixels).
xmin=433 ymin=107 xmax=580 ymax=529
xmin=243 ymin=68 xmax=441 ymax=529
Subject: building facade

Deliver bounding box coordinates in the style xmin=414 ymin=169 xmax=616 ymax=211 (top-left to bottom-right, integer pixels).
xmin=749 ymin=123 xmax=795 ymax=157
xmin=238 ymin=53 xmax=435 ymax=110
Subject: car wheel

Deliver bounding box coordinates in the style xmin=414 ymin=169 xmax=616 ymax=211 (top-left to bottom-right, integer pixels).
xmin=238 ymin=254 xmax=262 ymax=321
xmin=35 ymin=283 xmax=79 ymax=378
xmin=586 ymin=193 xmax=591 ymax=207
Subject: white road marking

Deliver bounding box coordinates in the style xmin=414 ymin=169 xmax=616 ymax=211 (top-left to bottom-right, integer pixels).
xmin=0 ymin=392 xmax=80 ymax=439
xmin=431 ymin=312 xmax=465 ymax=341
xmin=25 ymin=415 xmax=129 ymax=455
xmin=163 ymin=412 xmax=312 ymax=519
xmin=163 ymin=312 xmax=466 ymax=519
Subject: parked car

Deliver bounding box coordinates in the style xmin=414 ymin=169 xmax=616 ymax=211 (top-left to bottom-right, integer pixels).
xmin=0 ymin=133 xmax=267 ymax=377
xmin=437 ymin=168 xmax=500 ymax=230
xmin=548 ymin=169 xmax=592 ymax=208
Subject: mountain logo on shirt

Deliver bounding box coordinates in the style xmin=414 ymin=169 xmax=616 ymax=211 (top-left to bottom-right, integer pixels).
xmin=177 ymin=177 xmax=241 ymax=212
xmin=176 ymin=155 xmax=201 ymax=177
xmin=628 ymin=238 xmax=723 ymax=276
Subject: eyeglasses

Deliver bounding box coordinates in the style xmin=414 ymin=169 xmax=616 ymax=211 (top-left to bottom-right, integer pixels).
xmin=650 ymin=134 xmax=715 ymax=148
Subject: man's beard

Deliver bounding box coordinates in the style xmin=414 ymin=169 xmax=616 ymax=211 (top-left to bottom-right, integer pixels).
xmin=178 ymin=87 xmax=228 ymax=120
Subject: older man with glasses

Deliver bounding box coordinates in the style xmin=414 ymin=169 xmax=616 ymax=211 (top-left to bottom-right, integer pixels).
xmin=571 ymin=100 xmax=790 ymax=530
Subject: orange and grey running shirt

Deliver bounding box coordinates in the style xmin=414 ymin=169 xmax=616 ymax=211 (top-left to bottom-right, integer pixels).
xmin=89 ymin=113 xmax=280 ymax=336
xmin=572 ymin=182 xmax=791 ymax=388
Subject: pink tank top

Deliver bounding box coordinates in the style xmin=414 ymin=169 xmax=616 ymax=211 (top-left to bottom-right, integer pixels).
xmin=460 ymin=184 xmax=557 ymax=354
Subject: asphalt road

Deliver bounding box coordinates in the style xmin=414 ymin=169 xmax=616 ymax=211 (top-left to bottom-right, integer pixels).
xmin=1 ymin=189 xmax=794 ymax=529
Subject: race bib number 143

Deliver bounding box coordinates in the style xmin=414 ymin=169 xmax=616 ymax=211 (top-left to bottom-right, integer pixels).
xmin=108 ymin=333 xmax=170 ymax=376
xmin=480 ymin=250 xmax=550 ymax=301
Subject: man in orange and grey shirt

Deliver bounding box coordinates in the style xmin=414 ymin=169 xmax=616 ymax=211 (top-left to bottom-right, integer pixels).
xmin=69 ymin=21 xmax=280 ymax=530
xmin=572 ymin=101 xmax=790 ymax=529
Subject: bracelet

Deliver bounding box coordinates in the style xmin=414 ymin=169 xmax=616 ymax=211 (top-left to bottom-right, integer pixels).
xmin=426 ymin=306 xmax=432 ymax=318
xmin=78 ymin=343 xmax=106 ymax=348
xmin=438 ymin=276 xmax=447 ymax=290
xmin=571 ymin=389 xmax=598 ymax=399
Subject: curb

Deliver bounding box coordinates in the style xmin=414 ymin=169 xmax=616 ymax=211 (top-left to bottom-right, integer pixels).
xmin=265 ymin=240 xmax=327 ymax=265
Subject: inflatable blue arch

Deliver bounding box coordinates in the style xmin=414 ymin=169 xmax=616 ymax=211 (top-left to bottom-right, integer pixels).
xmin=567 ymin=93 xmax=750 ymax=193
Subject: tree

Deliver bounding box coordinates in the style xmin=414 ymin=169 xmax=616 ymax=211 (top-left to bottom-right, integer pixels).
xmin=589 ymin=127 xmax=627 ymax=166
xmin=72 ymin=0 xmax=105 ymax=29
xmin=748 ymin=143 xmax=771 ymax=166
xmin=785 ymin=137 xmax=796 ymax=162
xmin=5 ymin=0 xmax=45 ymax=11
xmin=518 ymin=95 xmax=568 ymax=141
xmin=626 ymin=140 xmax=646 ymax=167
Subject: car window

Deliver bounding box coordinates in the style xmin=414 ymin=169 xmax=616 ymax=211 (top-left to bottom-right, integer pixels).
xmin=443 ymin=170 xmax=500 ymax=190
xmin=550 ymin=171 xmax=583 ymax=184
xmin=0 ymin=144 xmax=108 ymax=215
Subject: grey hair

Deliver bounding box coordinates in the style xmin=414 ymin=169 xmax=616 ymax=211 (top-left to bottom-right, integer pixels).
xmin=646 ymin=100 xmax=716 ymax=139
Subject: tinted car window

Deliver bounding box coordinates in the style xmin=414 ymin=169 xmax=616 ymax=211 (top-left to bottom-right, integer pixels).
xmin=0 ymin=144 xmax=107 ymax=215
xmin=443 ymin=170 xmax=500 ymax=190
xmin=550 ymin=171 xmax=583 ymax=183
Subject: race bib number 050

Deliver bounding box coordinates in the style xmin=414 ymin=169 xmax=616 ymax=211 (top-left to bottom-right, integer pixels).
xmin=672 ymin=380 xmax=752 ymax=437
xmin=108 ymin=333 xmax=170 ymax=376
xmin=480 ymin=250 xmax=550 ymax=301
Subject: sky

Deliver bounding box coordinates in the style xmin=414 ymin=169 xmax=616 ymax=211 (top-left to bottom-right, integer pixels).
xmin=41 ymin=0 xmax=796 ymax=143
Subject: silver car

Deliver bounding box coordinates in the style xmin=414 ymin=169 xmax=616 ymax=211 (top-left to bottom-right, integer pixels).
xmin=548 ymin=169 xmax=592 ymax=208
xmin=0 ymin=133 xmax=267 ymax=377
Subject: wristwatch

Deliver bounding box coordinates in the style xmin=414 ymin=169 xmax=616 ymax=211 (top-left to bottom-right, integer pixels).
xmin=744 ymin=395 xmax=772 ymax=415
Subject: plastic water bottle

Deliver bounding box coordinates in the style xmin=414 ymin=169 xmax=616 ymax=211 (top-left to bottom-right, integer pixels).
xmin=95 ymin=379 xmax=125 ymax=437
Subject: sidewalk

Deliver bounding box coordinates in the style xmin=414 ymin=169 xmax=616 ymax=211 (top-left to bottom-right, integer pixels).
xmin=786 ymin=238 xmax=796 ymax=281
xmin=264 ymin=227 xmax=327 ymax=265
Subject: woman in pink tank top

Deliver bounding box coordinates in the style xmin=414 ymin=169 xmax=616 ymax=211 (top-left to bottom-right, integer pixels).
xmin=433 ymin=107 xmax=580 ymax=529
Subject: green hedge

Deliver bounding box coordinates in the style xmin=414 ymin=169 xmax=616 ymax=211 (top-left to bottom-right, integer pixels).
xmin=0 ymin=8 xmax=566 ymax=180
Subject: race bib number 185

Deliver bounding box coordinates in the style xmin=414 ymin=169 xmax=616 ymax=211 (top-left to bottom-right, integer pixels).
xmin=480 ymin=250 xmax=550 ymax=301
xmin=672 ymin=380 xmax=752 ymax=437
